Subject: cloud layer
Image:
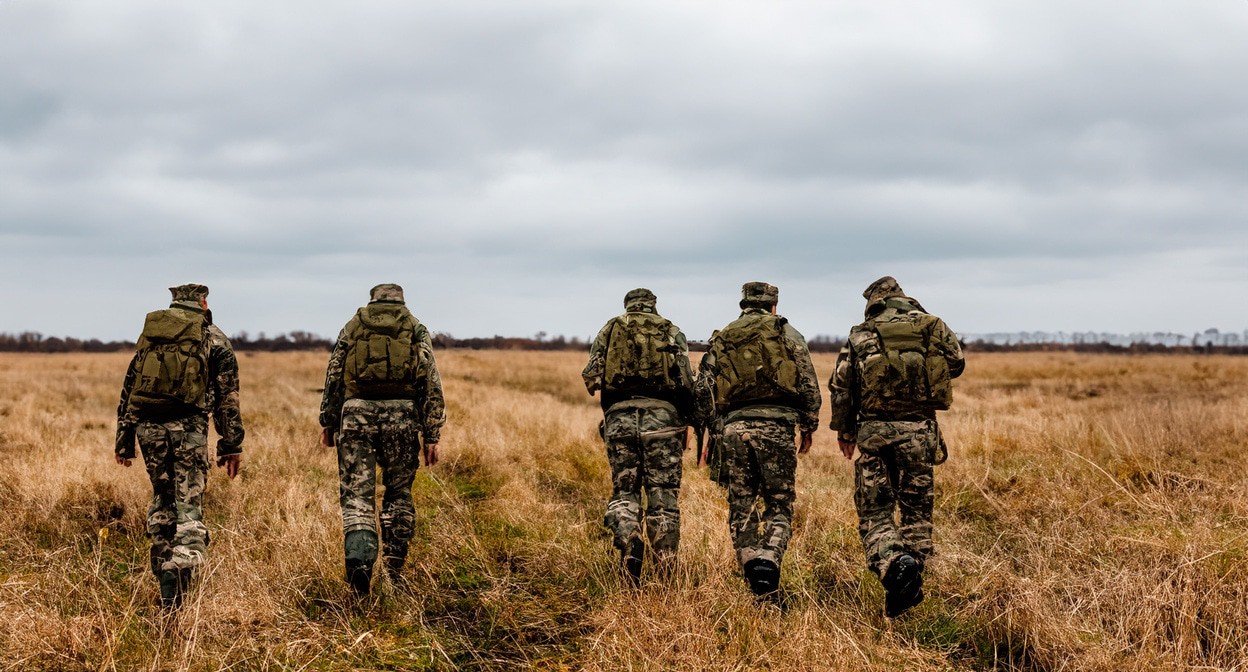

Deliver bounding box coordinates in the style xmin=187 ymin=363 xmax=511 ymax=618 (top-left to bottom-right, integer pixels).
xmin=2 ymin=1 xmax=1246 ymax=341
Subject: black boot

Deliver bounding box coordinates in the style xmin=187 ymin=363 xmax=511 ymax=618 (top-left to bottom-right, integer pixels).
xmin=384 ymin=539 xmax=410 ymax=585
xmin=621 ymin=536 xmax=644 ymax=587
xmin=743 ymin=558 xmax=781 ymax=597
xmin=344 ymin=530 xmax=379 ymax=596
xmin=883 ymin=554 xmax=924 ymax=618
xmin=159 ymin=570 xmax=181 ymax=610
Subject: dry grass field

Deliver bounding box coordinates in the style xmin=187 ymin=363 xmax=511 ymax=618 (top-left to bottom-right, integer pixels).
xmin=1 ymin=350 xmax=1247 ymax=671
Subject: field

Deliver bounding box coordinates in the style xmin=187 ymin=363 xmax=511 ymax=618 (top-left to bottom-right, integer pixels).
xmin=1 ymin=350 xmax=1247 ymax=671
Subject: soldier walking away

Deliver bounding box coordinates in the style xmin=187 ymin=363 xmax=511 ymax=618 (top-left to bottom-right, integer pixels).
xmin=582 ymin=288 xmax=697 ymax=584
xmin=698 ymin=282 xmax=821 ymax=598
xmin=320 ymin=283 xmax=445 ymax=596
xmin=829 ymin=276 xmax=964 ymax=618
xmin=115 ymin=284 xmax=245 ymax=609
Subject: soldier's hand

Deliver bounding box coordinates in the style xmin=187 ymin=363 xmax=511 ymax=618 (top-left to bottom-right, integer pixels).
xmin=799 ymin=431 xmax=813 ymax=455
xmin=838 ymin=438 xmax=856 ymax=460
xmin=320 ymin=427 xmax=336 ymax=448
xmin=423 ymin=442 xmax=440 ymax=467
xmin=218 ymin=454 xmax=241 ymax=479
xmin=115 ymin=455 xmax=132 ymax=467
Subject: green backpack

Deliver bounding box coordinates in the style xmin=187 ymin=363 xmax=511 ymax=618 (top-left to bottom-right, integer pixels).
xmin=856 ymin=309 xmax=952 ymax=413
xmin=343 ymin=303 xmax=427 ymax=400
xmin=709 ymin=312 xmax=800 ymax=413
xmin=603 ymin=312 xmax=680 ymax=394
xmin=127 ymin=307 xmax=210 ymax=416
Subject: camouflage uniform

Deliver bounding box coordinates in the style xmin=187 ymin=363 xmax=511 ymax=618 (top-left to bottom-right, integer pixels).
xmin=115 ymin=284 xmax=245 ymax=578
xmin=583 ymin=289 xmax=695 ymax=570
xmin=694 ymin=352 xmax=728 ymax=487
xmin=829 ymin=276 xmax=964 ymax=581
xmin=697 ymin=282 xmax=821 ymax=576
xmin=320 ymin=284 xmax=445 ymax=584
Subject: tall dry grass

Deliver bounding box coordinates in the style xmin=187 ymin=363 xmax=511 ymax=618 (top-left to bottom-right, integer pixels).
xmin=0 ymin=351 xmax=1246 ymax=671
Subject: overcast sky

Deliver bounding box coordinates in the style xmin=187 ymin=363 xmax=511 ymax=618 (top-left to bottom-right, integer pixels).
xmin=2 ymin=1 xmax=1246 ymax=342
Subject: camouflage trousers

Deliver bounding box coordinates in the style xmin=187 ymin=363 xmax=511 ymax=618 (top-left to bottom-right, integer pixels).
xmin=336 ymin=399 xmax=421 ymax=563
xmin=724 ymin=417 xmax=797 ymax=569
xmin=137 ymin=414 xmax=210 ymax=576
xmin=854 ymin=419 xmax=938 ymax=579
xmin=602 ymin=399 xmax=685 ymax=560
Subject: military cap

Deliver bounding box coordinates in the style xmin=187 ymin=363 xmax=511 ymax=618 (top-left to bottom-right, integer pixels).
xmin=369 ymin=283 xmax=405 ymax=303
xmin=624 ymin=287 xmax=657 ymax=312
xmin=740 ymin=281 xmax=779 ymax=308
xmin=169 ymin=283 xmax=209 ymax=303
xmin=863 ymin=276 xmax=905 ymax=304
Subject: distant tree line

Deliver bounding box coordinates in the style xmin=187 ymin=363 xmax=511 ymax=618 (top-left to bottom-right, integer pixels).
xmin=2 ymin=331 xmax=1245 ymax=356
xmin=0 ymin=332 xmax=133 ymax=353
xmin=963 ymin=340 xmax=1248 ymax=355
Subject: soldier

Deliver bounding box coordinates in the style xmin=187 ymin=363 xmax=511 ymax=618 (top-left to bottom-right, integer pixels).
xmin=115 ymin=283 xmax=245 ymax=609
xmin=829 ymin=276 xmax=964 ymax=618
xmin=319 ymin=283 xmax=445 ymax=595
xmin=698 ymin=282 xmax=821 ymax=597
xmin=582 ymin=288 xmax=696 ymax=583
xmin=694 ymin=348 xmax=727 ymax=488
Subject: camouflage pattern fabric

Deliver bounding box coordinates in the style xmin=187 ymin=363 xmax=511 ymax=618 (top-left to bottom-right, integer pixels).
xmin=118 ymin=323 xmax=245 ymax=459
xmin=854 ymin=419 xmax=938 ymax=578
xmin=828 ymin=294 xmax=963 ymax=440
xmin=582 ymin=291 xmax=696 ymax=419
xmin=695 ymin=308 xmax=821 ymax=433
xmin=115 ymin=293 xmax=244 ymax=579
xmin=321 ymin=310 xmax=445 ymax=444
xmin=723 ymin=417 xmax=797 ymax=568
xmin=336 ymin=398 xmax=421 ymax=563
xmin=137 ymin=414 xmax=210 ymax=575
xmin=602 ymin=399 xmax=685 ymax=561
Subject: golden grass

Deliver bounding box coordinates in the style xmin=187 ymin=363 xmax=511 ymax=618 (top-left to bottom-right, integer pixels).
xmin=1 ymin=351 xmax=1246 ymax=671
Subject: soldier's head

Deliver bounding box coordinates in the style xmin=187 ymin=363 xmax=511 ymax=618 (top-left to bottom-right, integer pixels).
xmin=624 ymin=288 xmax=657 ymax=314
xmin=169 ymin=283 xmax=209 ymax=310
xmin=369 ymin=283 xmax=405 ymax=304
xmin=740 ymin=281 xmax=779 ymax=312
xmin=862 ymin=276 xmax=905 ymax=306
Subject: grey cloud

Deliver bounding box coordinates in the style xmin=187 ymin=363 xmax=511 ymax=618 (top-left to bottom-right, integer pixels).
xmin=2 ymin=0 xmax=1247 ymax=341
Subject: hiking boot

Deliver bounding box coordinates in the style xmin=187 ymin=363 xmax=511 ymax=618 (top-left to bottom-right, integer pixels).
xmin=346 ymin=559 xmax=373 ymax=595
xmin=383 ymin=537 xmax=410 ymax=585
xmin=344 ymin=530 xmax=379 ymax=596
xmin=743 ymin=558 xmax=781 ymax=597
xmin=621 ymin=537 xmax=645 ymax=586
xmin=883 ymin=555 xmax=923 ymax=618
xmin=158 ymin=570 xmax=181 ymax=610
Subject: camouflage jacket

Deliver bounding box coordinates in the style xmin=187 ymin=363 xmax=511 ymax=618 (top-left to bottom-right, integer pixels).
xmin=115 ymin=307 xmax=245 ymax=459
xmin=696 ymin=308 xmax=822 ymax=433
xmin=828 ymin=295 xmax=965 ymax=442
xmin=581 ymin=309 xmax=697 ymax=421
xmin=318 ymin=308 xmax=446 ymax=444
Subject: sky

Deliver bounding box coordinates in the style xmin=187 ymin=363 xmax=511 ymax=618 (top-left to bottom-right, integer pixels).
xmin=2 ymin=1 xmax=1246 ymax=342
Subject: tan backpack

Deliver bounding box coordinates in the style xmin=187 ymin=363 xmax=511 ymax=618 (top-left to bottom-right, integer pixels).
xmin=126 ymin=308 xmax=210 ymax=416
xmin=855 ymin=307 xmax=952 ymax=413
xmin=343 ymin=303 xmax=427 ymax=400
xmin=708 ymin=312 xmax=800 ymax=413
xmin=603 ymin=312 xmax=681 ymax=394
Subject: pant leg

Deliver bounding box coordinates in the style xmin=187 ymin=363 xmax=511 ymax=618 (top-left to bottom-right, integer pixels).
xmin=377 ymin=404 xmax=420 ymax=565
xmin=855 ymin=420 xmax=907 ymax=578
xmin=138 ymin=422 xmax=175 ymax=577
xmin=639 ymin=405 xmax=684 ymax=560
xmin=896 ymin=421 xmax=937 ymax=564
xmin=338 ymin=404 xmax=379 ymax=535
xmin=603 ymin=408 xmax=643 ymax=550
xmin=166 ymin=415 xmax=210 ymax=572
xmin=755 ymin=419 xmax=797 ymax=568
xmin=724 ymin=420 xmax=764 ymax=566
